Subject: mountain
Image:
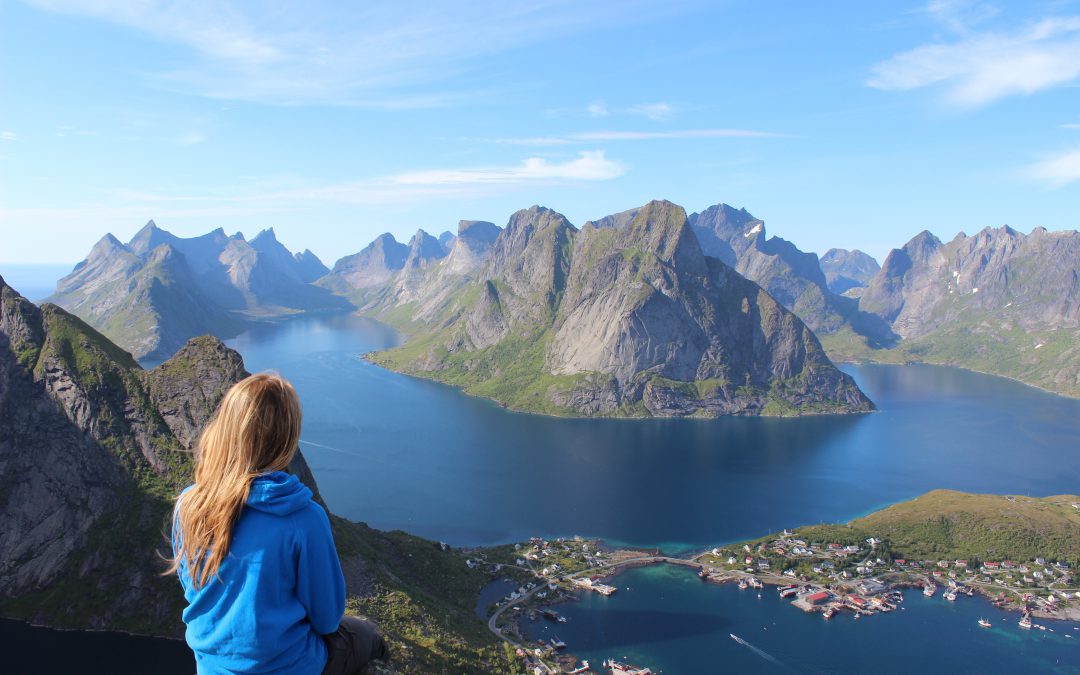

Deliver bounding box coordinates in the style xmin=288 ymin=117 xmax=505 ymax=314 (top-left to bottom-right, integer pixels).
xmin=856 ymin=225 xmax=1080 ymax=396
xmin=686 ymin=204 xmax=895 ymax=350
xmin=0 ymin=277 xmax=513 ymax=672
xmin=368 ymin=201 xmax=873 ymax=417
xmin=293 ymin=249 xmax=331 ymax=283
xmin=319 ymin=233 xmax=410 ymax=299
xmin=820 ymin=248 xmax=880 ymax=295
xmin=49 ymin=222 xmax=350 ymax=361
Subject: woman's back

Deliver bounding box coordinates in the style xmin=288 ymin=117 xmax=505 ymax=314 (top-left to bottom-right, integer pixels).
xmin=176 ymin=471 xmax=345 ymax=675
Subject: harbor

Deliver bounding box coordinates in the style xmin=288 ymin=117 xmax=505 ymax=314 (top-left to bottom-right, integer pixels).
xmin=482 ymin=533 xmax=1080 ymax=672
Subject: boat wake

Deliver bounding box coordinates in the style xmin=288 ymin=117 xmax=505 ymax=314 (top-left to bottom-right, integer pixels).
xmin=729 ymin=633 xmax=793 ymax=671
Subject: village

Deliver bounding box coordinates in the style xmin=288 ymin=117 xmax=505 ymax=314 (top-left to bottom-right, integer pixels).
xmin=697 ymin=530 xmax=1080 ymax=625
xmin=475 ymin=532 xmax=1080 ymax=674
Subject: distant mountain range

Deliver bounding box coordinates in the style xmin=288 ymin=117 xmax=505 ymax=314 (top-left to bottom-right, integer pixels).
xmin=853 ymin=226 xmax=1080 ymax=396
xmin=48 ymin=222 xmax=348 ymax=361
xmin=42 ymin=203 xmax=1080 ymax=401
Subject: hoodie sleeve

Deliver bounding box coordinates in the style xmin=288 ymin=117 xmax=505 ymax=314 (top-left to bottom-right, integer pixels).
xmin=294 ymin=503 xmax=346 ymax=635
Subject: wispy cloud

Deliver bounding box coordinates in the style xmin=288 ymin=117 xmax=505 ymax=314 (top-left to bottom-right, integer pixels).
xmin=587 ymin=101 xmax=610 ymax=118
xmin=868 ymin=11 xmax=1080 ymax=107
xmin=1062 ymin=123 xmax=1080 ymax=129
xmin=627 ymin=102 xmax=675 ymax=121
xmin=285 ymin=151 xmax=624 ymax=203
xmin=21 ymin=0 xmax=697 ymax=107
xmin=496 ymin=128 xmax=779 ymax=145
xmin=921 ymin=0 xmax=1000 ymax=33
xmin=80 ymin=151 xmax=626 ymax=207
xmin=0 ymin=131 xmax=18 ymax=141
xmin=1027 ymin=148 xmax=1080 ymax=187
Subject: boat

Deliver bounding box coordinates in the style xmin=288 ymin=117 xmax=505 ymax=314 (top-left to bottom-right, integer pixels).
xmin=738 ymin=579 xmax=748 ymax=590
xmin=542 ymin=609 xmax=564 ymax=622
xmin=823 ymin=608 xmax=836 ymax=620
xmin=699 ymin=568 xmax=709 ymax=579
xmin=853 ymin=612 xmax=861 ymax=620
xmin=944 ymin=591 xmax=957 ymax=601
xmin=551 ymin=636 xmax=567 ymax=650
xmin=568 ymin=661 xmax=590 ymax=674
xmin=1019 ymin=614 xmax=1033 ymax=629
xmin=779 ymin=586 xmax=799 ymax=599
xmin=923 ymin=584 xmax=936 ymax=598
xmin=978 ymin=618 xmax=992 ymax=628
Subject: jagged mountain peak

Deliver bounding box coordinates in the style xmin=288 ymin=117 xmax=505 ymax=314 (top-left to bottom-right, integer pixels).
xmin=250 ymin=227 xmax=278 ymax=244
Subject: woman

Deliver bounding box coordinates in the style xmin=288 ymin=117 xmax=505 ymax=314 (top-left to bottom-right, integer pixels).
xmin=168 ymin=373 xmax=387 ymax=674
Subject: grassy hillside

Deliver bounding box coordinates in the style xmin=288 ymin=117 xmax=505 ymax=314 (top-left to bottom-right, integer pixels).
xmin=851 ymin=490 xmax=1080 ymax=564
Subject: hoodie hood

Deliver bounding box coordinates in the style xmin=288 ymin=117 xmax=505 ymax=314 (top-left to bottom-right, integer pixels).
xmin=246 ymin=471 xmax=313 ymax=516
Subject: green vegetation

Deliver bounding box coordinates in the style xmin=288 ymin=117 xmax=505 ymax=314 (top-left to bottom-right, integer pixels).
xmin=852 ymin=490 xmax=1080 ymax=565
xmin=331 ymin=519 xmax=519 ymax=673
xmin=370 ymin=326 xmax=593 ymax=417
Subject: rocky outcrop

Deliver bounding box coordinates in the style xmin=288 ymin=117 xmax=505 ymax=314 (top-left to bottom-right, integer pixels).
xmin=820 ymin=248 xmax=880 ymax=295
xmin=371 ymin=202 xmax=873 ymax=416
xmin=0 ymin=276 xmax=518 ymax=671
xmin=49 ymin=222 xmax=349 ymax=361
xmin=0 ymin=276 xmax=235 ymax=631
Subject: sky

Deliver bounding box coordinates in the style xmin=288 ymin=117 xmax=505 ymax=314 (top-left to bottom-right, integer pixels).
xmin=2 ymin=0 xmax=1080 ymax=268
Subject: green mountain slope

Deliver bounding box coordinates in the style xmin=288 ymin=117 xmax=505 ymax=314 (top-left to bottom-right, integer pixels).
xmin=0 ymin=276 xmax=515 ymax=673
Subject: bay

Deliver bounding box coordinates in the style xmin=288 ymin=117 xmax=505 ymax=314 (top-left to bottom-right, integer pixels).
xmin=227 ymin=314 xmax=1080 ymax=550
xmin=520 ymin=564 xmax=1080 ymax=674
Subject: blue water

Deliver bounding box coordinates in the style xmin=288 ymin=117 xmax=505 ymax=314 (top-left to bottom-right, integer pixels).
xmin=0 ymin=618 xmax=193 ymax=674
xmin=228 ymin=313 xmax=1080 ymax=551
xmin=522 ymin=565 xmax=1080 ymax=674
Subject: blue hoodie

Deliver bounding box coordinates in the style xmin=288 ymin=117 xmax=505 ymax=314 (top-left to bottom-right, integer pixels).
xmin=174 ymin=472 xmax=346 ymax=675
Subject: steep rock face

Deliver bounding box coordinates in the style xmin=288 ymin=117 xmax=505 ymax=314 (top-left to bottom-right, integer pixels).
xmin=293 ymin=249 xmax=330 ymax=283
xmin=689 ymin=204 xmax=839 ymax=332
xmin=402 ymin=230 xmax=446 ymax=273
xmin=361 ymin=220 xmax=504 ymax=324
xmin=820 ymin=248 xmax=880 ymax=294
xmin=50 ymin=222 xmax=349 ymax=361
xmin=0 ymin=277 xmax=231 ymax=631
xmin=442 ymin=220 xmax=501 ymax=275
xmin=858 ymin=226 xmax=1080 ymax=395
xmin=371 ymin=202 xmax=873 ymax=417
xmin=321 ymin=233 xmax=409 ymax=294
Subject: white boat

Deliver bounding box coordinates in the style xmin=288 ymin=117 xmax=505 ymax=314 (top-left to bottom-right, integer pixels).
xmin=923 ymin=584 xmax=936 ymax=597
xmin=1019 ymin=614 xmax=1033 ymax=629
xmin=978 ymin=618 xmax=992 ymax=628
xmin=944 ymin=591 xmax=957 ymax=601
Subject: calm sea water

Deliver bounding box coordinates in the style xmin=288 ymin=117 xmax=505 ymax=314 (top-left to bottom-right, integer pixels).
xmin=0 ymin=619 xmax=193 ymax=674
xmin=228 ymin=313 xmax=1080 ymax=550
xmin=522 ymin=564 xmax=1080 ymax=674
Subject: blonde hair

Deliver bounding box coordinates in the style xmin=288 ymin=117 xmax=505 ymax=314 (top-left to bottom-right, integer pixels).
xmin=167 ymin=373 xmax=302 ymax=588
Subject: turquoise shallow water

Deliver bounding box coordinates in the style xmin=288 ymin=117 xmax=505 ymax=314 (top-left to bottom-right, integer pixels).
xmin=521 ymin=564 xmax=1080 ymax=674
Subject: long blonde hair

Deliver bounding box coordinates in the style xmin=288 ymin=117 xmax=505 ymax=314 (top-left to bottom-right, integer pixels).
xmin=167 ymin=373 xmax=302 ymax=588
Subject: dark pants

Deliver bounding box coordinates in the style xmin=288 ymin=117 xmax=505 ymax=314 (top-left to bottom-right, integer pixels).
xmin=321 ymin=616 xmax=387 ymax=675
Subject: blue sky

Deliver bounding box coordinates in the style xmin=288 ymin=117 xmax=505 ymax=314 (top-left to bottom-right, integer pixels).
xmin=2 ymin=0 xmax=1080 ymax=267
